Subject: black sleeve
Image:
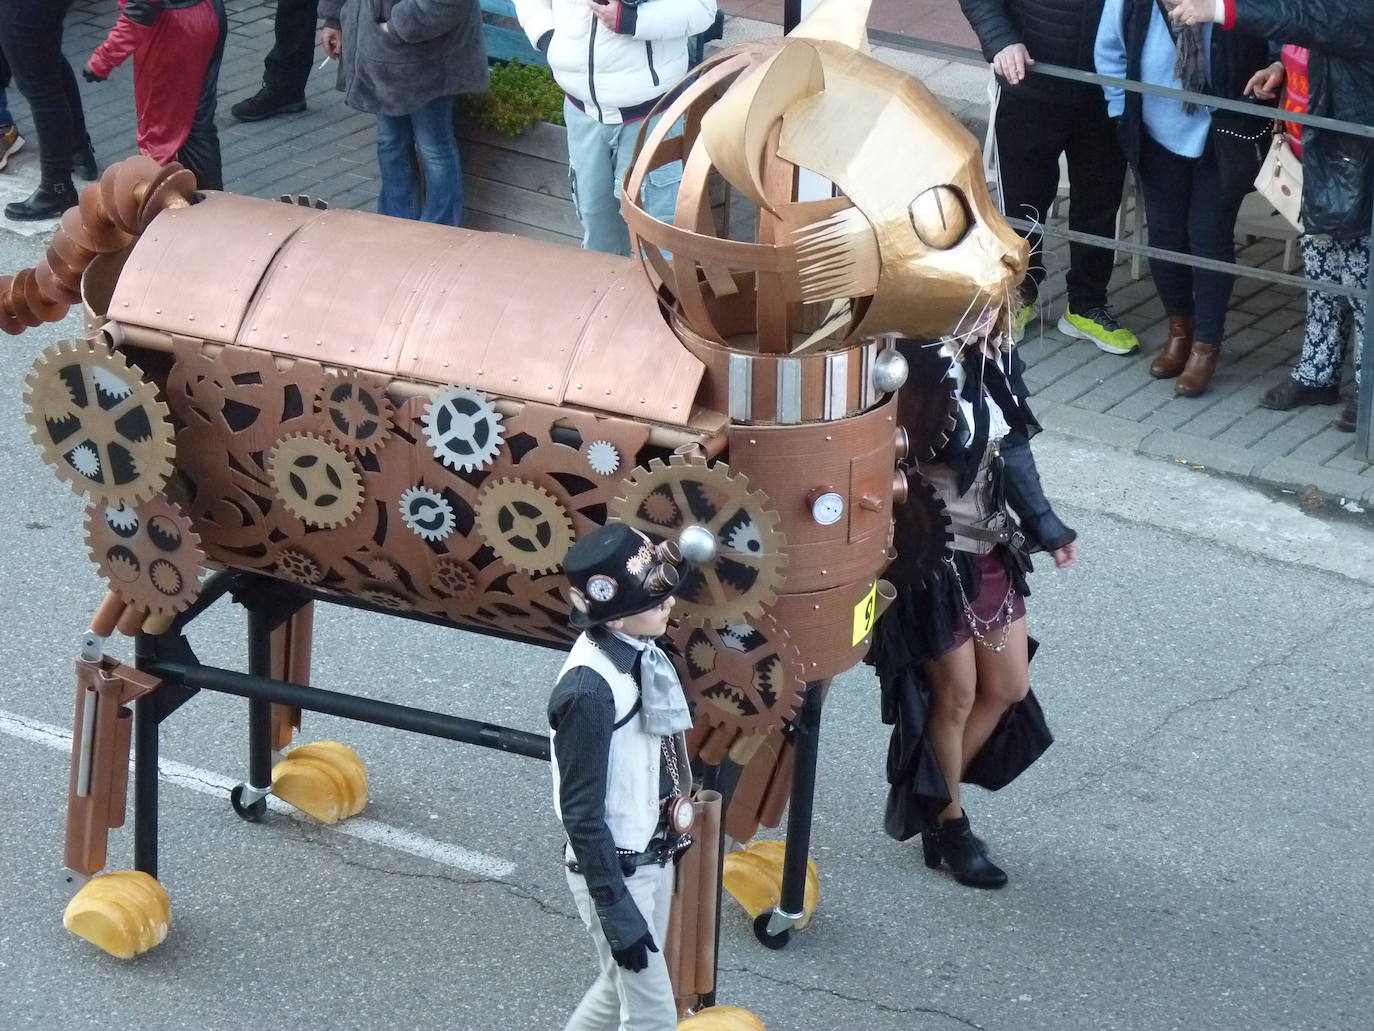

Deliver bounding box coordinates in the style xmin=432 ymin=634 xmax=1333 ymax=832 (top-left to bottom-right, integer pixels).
xmin=1000 ymin=431 xmax=1076 ymax=553
xmin=957 ymin=0 xmax=1024 ymax=62
xmin=1233 ymin=0 xmax=1374 ymax=57
xmin=549 ymin=668 xmax=650 ymax=950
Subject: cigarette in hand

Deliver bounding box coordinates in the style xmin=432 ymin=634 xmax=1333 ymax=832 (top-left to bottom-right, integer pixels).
xmin=318 ymin=55 xmax=334 ymax=69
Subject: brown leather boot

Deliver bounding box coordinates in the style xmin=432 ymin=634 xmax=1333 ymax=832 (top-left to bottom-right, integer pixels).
xmin=1176 ymin=341 xmax=1221 ymax=397
xmin=1150 ymin=315 xmax=1194 ymax=379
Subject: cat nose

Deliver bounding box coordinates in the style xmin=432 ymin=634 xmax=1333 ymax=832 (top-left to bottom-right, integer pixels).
xmin=1000 ymin=244 xmax=1029 ymax=281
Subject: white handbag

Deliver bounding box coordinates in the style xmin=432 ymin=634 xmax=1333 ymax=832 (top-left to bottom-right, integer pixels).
xmin=1255 ymin=129 xmax=1304 ymax=232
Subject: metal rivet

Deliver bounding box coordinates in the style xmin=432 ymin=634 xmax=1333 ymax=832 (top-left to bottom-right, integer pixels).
xmin=187 ymin=314 xmax=195 ymax=321
xmin=154 ymin=307 xmax=161 ymax=314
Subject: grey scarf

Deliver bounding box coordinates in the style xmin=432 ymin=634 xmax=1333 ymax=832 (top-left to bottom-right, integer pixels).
xmin=608 ymin=629 xmax=693 ymax=735
xmin=1160 ymin=1 xmax=1209 ymax=115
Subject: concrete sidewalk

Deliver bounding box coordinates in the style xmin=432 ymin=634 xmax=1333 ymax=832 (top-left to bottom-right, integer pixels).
xmin=2 ymin=0 xmax=1369 ymax=504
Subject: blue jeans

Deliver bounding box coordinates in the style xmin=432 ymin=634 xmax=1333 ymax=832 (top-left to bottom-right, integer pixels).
xmin=563 ymin=99 xmax=682 ymax=256
xmin=375 ymin=94 xmax=462 ymax=226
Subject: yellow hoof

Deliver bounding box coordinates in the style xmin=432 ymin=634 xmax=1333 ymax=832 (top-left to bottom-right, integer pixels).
xmin=678 ymin=1006 xmax=767 ymax=1030
xmin=722 ymin=839 xmax=820 ymax=929
xmin=62 ymin=870 xmax=170 ymax=959
xmin=272 ymin=740 xmax=368 ymax=823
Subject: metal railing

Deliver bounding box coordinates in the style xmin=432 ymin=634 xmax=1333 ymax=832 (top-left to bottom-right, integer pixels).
xmin=855 ymin=25 xmax=1374 ymax=463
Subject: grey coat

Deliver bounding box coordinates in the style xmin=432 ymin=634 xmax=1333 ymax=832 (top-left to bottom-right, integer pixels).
xmin=319 ymin=0 xmax=489 ymax=117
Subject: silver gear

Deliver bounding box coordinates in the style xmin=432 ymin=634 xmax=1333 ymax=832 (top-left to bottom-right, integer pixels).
xmin=398 ymin=485 xmax=457 ymax=542
xmin=584 ymin=440 xmax=621 ymax=477
xmin=724 ymin=518 xmax=764 ymax=558
xmin=421 ymin=387 xmax=504 ymax=473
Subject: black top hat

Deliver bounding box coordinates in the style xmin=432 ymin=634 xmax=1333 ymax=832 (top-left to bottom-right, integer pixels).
xmin=562 ymin=523 xmax=683 ymax=629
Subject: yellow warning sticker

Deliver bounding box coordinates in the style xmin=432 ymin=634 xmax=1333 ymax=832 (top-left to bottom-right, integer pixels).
xmin=851 ymin=581 xmax=878 ymax=646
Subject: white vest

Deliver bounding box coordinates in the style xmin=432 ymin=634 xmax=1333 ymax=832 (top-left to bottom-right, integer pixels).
xmin=551 ymin=633 xmax=662 ymax=852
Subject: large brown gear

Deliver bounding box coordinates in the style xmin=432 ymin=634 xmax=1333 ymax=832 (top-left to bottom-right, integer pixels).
xmin=267 ymin=433 xmax=365 ymax=530
xmin=314 ymin=371 xmax=394 ymax=456
xmin=86 ymin=497 xmax=205 ymax=618
xmin=612 ymin=456 xmax=786 ymax=625
xmin=24 ymin=340 xmax=175 ymax=506
xmin=895 ymin=342 xmax=960 ymax=463
xmin=669 ymin=614 xmax=806 ymax=735
xmin=475 ymin=477 xmax=576 ymax=576
xmin=885 ymin=471 xmax=954 ymax=587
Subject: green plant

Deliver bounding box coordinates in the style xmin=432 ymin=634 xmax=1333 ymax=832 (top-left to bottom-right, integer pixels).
xmin=460 ymin=60 xmax=565 ymax=136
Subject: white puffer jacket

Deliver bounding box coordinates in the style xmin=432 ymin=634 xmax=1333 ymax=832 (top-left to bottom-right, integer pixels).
xmin=515 ymin=0 xmax=717 ymax=123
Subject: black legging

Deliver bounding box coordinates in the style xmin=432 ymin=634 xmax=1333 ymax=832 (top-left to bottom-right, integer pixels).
xmin=178 ymin=0 xmax=228 ymax=190
xmin=0 ymin=0 xmax=89 ymax=185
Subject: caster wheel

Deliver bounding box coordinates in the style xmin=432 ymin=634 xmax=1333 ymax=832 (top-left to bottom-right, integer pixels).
xmin=229 ymin=783 xmax=266 ymax=822
xmin=752 ymin=912 xmax=791 ymax=950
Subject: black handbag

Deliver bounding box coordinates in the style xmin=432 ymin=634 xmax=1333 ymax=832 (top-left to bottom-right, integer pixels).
xmin=1209 ymin=118 xmax=1270 ymax=201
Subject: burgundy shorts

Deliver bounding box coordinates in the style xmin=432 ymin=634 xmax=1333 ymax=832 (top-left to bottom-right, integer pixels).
xmin=946 ymin=551 xmax=1026 ymax=652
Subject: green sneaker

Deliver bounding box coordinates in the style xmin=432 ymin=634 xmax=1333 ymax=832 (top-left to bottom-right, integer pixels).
xmin=1010 ymin=300 xmax=1036 ymax=344
xmin=1058 ymin=304 xmax=1139 ymax=355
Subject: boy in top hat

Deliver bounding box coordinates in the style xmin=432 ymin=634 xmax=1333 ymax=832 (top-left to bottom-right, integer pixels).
xmin=551 ymin=522 xmax=696 ymax=1031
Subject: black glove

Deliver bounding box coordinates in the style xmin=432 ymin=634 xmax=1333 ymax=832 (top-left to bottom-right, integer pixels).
xmin=124 ymin=0 xmax=163 ymax=27
xmin=610 ymin=930 xmax=658 ymax=972
xmin=82 ymin=67 xmax=106 ymax=83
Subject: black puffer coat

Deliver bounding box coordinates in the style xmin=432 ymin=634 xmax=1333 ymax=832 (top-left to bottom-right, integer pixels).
xmin=957 ymin=0 xmax=1108 ymax=103
xmin=1227 ymin=0 xmax=1374 ymax=240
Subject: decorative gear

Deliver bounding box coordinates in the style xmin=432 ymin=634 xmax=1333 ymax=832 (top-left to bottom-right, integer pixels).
xmin=896 ymin=344 xmax=960 ymax=463
xmin=887 ymin=472 xmax=954 ymax=587
xmin=475 ymin=478 xmax=576 ymax=576
xmin=273 ymin=547 xmax=325 ymax=586
xmin=316 ymin=372 xmax=394 ymax=455
xmin=360 ymin=586 xmax=410 ymax=611
xmin=584 ymin=440 xmax=621 ymax=477
xmin=24 ymin=340 xmax=174 ymax=505
xmin=267 ymin=433 xmax=364 ymax=529
xmin=364 ymin=557 xmax=400 ymax=583
xmin=398 ymin=485 xmax=457 ymax=542
xmin=85 ymin=496 xmax=205 ymax=618
xmin=421 ymin=386 xmax=504 ymax=473
xmin=669 ymin=614 xmax=806 ymax=735
xmin=431 ymin=555 xmax=478 ymax=598
xmin=612 ymin=456 xmax=787 ymax=624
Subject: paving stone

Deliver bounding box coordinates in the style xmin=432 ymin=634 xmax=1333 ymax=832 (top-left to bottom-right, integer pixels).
xmin=1286 ymin=429 xmax=1363 ymax=467
xmin=1140 ymin=431 xmax=1266 ymax=478
xmin=1255 ymin=457 xmax=1374 ymax=501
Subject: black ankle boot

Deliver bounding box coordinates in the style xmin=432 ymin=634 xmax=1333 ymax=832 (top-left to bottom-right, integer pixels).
xmin=921 ymin=814 xmax=1008 ymax=889
xmin=73 ymin=145 xmax=98 ymax=182
xmin=5 ymin=181 xmax=78 ymax=221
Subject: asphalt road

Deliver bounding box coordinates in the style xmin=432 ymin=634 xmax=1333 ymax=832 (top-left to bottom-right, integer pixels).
xmin=0 ymin=228 xmax=1371 ymax=1031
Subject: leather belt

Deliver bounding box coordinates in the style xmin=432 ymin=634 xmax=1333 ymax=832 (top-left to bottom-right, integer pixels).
xmin=565 ymin=835 xmax=694 ymax=876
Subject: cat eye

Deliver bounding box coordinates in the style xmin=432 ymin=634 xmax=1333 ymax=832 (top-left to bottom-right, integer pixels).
xmin=909 ymin=186 xmax=970 ymax=249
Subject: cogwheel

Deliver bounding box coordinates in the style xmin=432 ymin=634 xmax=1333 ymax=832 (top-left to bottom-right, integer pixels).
xmin=611 ymin=456 xmax=787 ymax=625
xmin=886 ymin=471 xmax=954 ymax=588
xmin=24 ymin=339 xmax=175 ymax=505
xmin=895 ymin=341 xmax=961 ymax=463
xmin=668 ymin=615 xmax=806 ymax=735
xmin=584 ymin=440 xmax=621 ymax=477
xmin=398 ymin=485 xmax=457 ymax=542
xmin=315 ymin=372 xmax=394 ymax=455
xmin=361 ymin=586 xmax=410 ymax=611
xmin=431 ymin=555 xmax=478 ymax=598
xmin=475 ymin=477 xmax=575 ymax=576
xmin=85 ymin=496 xmax=204 ymax=618
xmin=422 ymin=386 xmax=504 ymax=473
xmin=273 ymin=547 xmax=325 ymax=586
xmin=364 ymin=557 xmax=400 ymax=583
xmin=267 ymin=432 xmax=364 ymax=530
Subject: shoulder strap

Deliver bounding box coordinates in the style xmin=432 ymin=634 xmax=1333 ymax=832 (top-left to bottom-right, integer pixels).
xmin=612 ymin=698 xmax=642 ymax=730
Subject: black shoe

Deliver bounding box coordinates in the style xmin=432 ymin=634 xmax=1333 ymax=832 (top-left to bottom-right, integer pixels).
xmin=921 ymin=814 xmax=1008 ymax=889
xmin=73 ymin=145 xmax=98 ymax=182
xmin=5 ymin=181 xmax=78 ymax=221
xmin=1259 ymin=376 xmax=1340 ymax=411
xmin=230 ymin=87 xmax=306 ymax=122
xmin=1334 ymin=396 xmax=1358 ymax=433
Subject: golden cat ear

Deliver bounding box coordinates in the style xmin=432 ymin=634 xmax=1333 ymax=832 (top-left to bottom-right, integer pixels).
xmin=701 ymin=40 xmax=825 ymax=214
xmin=788 ymin=0 xmax=872 ymax=52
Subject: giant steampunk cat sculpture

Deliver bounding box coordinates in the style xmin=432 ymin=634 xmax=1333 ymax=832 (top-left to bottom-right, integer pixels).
xmin=2 ymin=0 xmax=1024 ymax=996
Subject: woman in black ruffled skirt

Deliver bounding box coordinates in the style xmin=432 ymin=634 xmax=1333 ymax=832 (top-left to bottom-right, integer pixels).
xmin=872 ymin=338 xmax=1077 ymax=888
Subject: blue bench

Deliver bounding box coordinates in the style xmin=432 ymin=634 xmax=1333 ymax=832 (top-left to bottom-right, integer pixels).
xmin=480 ymin=0 xmax=549 ymax=67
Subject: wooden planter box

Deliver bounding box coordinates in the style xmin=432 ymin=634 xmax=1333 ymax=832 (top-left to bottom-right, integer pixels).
xmin=457 ymin=117 xmax=581 ymax=247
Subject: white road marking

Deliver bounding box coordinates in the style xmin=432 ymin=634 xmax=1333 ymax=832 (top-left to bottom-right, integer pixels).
xmin=0 ymin=708 xmax=516 ymax=880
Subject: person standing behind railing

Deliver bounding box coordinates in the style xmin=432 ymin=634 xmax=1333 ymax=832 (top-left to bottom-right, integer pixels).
xmin=1171 ymin=0 xmax=1372 ymax=433
xmin=957 ymin=0 xmax=1141 ymax=355
xmin=1095 ymin=0 xmax=1272 ymax=398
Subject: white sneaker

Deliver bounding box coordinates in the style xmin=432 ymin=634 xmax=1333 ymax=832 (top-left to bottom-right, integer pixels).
xmin=0 ymin=125 xmax=24 ymax=173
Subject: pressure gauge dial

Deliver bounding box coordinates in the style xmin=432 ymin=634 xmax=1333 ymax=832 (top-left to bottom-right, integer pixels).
xmin=807 ymin=488 xmax=845 ymax=526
